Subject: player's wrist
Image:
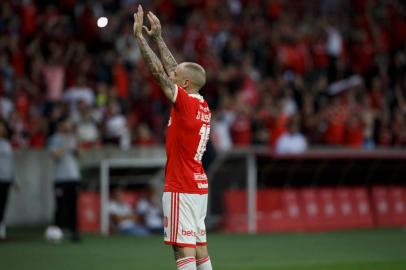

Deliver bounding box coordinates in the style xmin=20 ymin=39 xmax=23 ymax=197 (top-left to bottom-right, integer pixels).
xmin=135 ymin=33 xmax=144 ymax=40
xmin=153 ymin=34 xmax=163 ymax=41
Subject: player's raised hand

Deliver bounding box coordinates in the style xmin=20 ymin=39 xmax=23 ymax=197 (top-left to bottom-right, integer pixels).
xmin=143 ymin=11 xmax=162 ymax=39
xmin=133 ymin=5 xmax=144 ymax=38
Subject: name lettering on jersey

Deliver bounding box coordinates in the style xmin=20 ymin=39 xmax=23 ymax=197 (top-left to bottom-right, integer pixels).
xmin=194 ymin=173 xmax=208 ymax=180
xmin=196 ymin=110 xmax=211 ymax=123
xmin=199 ymin=105 xmax=210 ymax=112
xmin=198 ymin=183 xmax=208 ymax=189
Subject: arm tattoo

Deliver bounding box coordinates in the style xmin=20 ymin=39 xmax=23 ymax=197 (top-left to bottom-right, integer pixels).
xmin=155 ymin=36 xmax=178 ymax=75
xmin=136 ymin=35 xmax=175 ymax=100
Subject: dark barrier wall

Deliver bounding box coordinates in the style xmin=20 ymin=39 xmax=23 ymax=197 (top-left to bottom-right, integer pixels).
xmin=209 ymin=149 xmax=406 ymax=216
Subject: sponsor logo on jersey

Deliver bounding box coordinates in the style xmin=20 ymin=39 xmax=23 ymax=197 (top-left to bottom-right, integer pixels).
xmin=194 ymin=173 xmax=208 ymax=180
xmin=199 ymin=229 xmax=206 ymax=236
xmin=198 ymin=183 xmax=208 ymax=189
xmin=182 ymin=229 xmax=196 ymax=237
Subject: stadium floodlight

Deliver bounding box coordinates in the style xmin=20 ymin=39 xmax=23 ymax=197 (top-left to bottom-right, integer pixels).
xmin=100 ymin=157 xmax=166 ymax=235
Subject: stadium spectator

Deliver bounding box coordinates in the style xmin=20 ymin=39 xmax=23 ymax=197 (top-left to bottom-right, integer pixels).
xmin=103 ymin=101 xmax=130 ymax=149
xmin=230 ymin=98 xmax=253 ymax=146
xmin=133 ymin=123 xmax=156 ymax=146
xmin=63 ymin=75 xmax=95 ymax=119
xmin=323 ymin=96 xmax=348 ymax=145
xmin=75 ymin=101 xmax=99 ymax=148
xmin=136 ymin=186 xmax=163 ymax=234
xmin=43 ymin=44 xmax=65 ymax=103
xmin=344 ymin=115 xmax=364 ymax=148
xmin=109 ymin=188 xmax=149 ymax=236
xmin=0 ymin=0 xmax=404 ymax=150
xmin=275 ymin=115 xmax=307 ymax=154
xmin=48 ymin=118 xmax=81 ymax=242
xmin=211 ymin=111 xmax=234 ymax=151
xmin=0 ymin=120 xmax=14 ymax=241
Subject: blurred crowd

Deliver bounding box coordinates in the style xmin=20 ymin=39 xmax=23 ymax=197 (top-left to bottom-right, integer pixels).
xmin=109 ymin=187 xmax=163 ymax=236
xmin=0 ymin=0 xmax=405 ymax=151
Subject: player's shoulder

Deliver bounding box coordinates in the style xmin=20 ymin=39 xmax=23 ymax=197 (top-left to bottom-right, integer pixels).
xmin=177 ymin=85 xmax=206 ymax=103
xmin=189 ymin=93 xmax=205 ymax=103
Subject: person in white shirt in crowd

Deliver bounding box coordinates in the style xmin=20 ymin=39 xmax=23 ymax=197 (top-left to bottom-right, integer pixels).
xmin=109 ymin=188 xmax=148 ymax=236
xmin=0 ymin=121 xmax=14 ymax=241
xmin=48 ymin=118 xmax=81 ymax=242
xmin=103 ymin=102 xmax=130 ymax=149
xmin=276 ymin=115 xmax=308 ymax=154
xmin=136 ymin=185 xmax=163 ymax=234
xmin=0 ymin=95 xmax=13 ymax=120
xmin=75 ymin=101 xmax=99 ymax=148
xmin=63 ymin=75 xmax=95 ymax=119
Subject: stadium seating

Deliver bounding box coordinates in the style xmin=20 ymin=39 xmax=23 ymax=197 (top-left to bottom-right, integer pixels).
xmin=78 ymin=192 xmax=100 ymax=232
xmin=222 ymin=186 xmax=404 ymax=233
xmin=371 ymin=186 xmax=406 ymax=227
xmin=78 ymin=190 xmax=143 ymax=232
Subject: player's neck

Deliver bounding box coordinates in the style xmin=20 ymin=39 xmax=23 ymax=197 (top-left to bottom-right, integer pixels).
xmin=186 ymin=88 xmax=199 ymax=95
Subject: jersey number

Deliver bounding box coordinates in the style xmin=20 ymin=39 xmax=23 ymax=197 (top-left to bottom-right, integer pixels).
xmin=195 ymin=124 xmax=210 ymax=161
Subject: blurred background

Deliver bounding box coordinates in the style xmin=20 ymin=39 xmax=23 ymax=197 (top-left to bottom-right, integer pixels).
xmin=1 ymin=0 xmax=406 ymax=269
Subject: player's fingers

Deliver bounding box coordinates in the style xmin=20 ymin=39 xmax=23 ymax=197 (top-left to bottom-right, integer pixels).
xmin=133 ymin=13 xmax=138 ymax=28
xmin=149 ymin=11 xmax=158 ymax=21
xmin=150 ymin=12 xmax=160 ymax=25
xmin=136 ymin=8 xmax=143 ymax=24
xmin=149 ymin=14 xmax=159 ymax=29
xmin=134 ymin=13 xmax=140 ymax=25
xmin=142 ymin=26 xmax=151 ymax=35
xmin=147 ymin=13 xmax=154 ymax=24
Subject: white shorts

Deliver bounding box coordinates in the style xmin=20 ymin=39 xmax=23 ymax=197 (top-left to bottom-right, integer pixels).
xmin=162 ymin=192 xmax=208 ymax=248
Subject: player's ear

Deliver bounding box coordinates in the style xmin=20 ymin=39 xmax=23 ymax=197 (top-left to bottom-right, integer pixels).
xmin=183 ymin=80 xmax=190 ymax=88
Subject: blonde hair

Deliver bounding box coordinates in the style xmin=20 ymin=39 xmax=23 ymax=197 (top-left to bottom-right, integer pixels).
xmin=180 ymin=62 xmax=206 ymax=91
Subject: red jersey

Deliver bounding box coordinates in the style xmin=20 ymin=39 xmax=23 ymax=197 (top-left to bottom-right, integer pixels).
xmin=164 ymin=85 xmax=211 ymax=194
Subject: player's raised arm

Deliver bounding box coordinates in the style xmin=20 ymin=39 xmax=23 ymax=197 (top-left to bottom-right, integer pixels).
xmin=143 ymin=11 xmax=178 ymax=76
xmin=133 ymin=5 xmax=176 ymax=101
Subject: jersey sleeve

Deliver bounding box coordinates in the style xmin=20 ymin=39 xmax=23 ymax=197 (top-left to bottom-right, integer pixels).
xmin=172 ymin=85 xmax=193 ymax=114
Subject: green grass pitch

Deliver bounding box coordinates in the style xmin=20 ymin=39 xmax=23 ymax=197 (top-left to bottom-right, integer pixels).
xmin=1 ymin=228 xmax=406 ymax=270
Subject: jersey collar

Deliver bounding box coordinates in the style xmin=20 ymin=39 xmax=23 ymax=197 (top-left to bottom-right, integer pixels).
xmin=189 ymin=93 xmax=204 ymax=102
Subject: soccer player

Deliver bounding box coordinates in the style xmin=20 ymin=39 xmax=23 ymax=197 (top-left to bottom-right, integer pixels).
xmin=133 ymin=6 xmax=213 ymax=270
